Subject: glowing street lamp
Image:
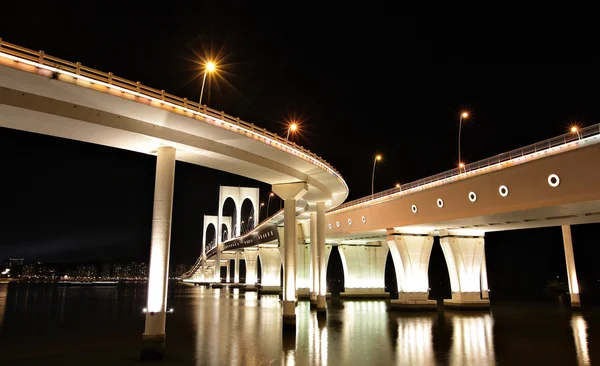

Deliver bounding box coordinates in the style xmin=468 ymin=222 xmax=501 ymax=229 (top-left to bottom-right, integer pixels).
xmin=286 ymin=122 xmax=298 ymax=141
xmin=458 ymin=111 xmax=469 ymax=168
xmin=372 ymin=154 xmax=382 ymax=197
xmin=199 ymin=61 xmax=216 ymax=106
xmin=266 ymin=192 xmax=275 ymax=218
xmin=571 ymin=126 xmax=582 ymax=139
xmin=259 ymin=202 xmax=264 ymax=221
xmin=395 ymin=183 xmax=401 ymax=188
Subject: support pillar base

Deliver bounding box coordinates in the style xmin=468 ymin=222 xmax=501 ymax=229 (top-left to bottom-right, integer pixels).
xmin=140 ymin=333 xmax=166 ymax=361
xmin=444 ymin=292 xmax=490 ymax=310
xmin=282 ymin=300 xmax=296 ymax=331
xmin=316 ymin=295 xmax=327 ymax=317
xmin=211 ymin=283 xmax=224 ymax=289
xmin=390 ymin=299 xmax=438 ymax=311
xmin=340 ymin=288 xmax=388 ymax=299
xmin=244 ymin=285 xmax=258 ymax=292
xmin=258 ymin=286 xmax=281 ymax=294
xmin=482 ymin=290 xmax=490 ymax=300
xmin=309 ymin=292 xmax=317 ymax=308
xmin=570 ymin=293 xmax=582 ymax=309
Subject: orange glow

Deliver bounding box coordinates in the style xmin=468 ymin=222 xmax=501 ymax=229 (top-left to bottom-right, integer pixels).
xmin=290 ymin=123 xmax=298 ymax=131
xmin=269 ymin=192 xmax=275 ymax=197
xmin=571 ymin=126 xmax=578 ymax=133
xmin=459 ymin=162 xmax=465 ymax=168
xmin=396 ymin=183 xmax=401 ymax=188
xmin=375 ymin=155 xmax=382 ymax=161
xmin=461 ymin=112 xmax=469 ymax=118
xmin=206 ymin=62 xmax=216 ymax=72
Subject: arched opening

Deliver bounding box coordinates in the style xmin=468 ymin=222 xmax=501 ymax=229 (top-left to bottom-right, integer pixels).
xmin=239 ymin=259 xmax=246 ymax=283
xmin=256 ymin=255 xmax=262 ymax=284
xmin=429 ymin=237 xmax=451 ymax=301
xmin=205 ymin=223 xmax=216 ymax=250
xmin=240 ymin=198 xmax=255 ymax=235
xmin=222 ymin=197 xmax=237 ymax=239
xmin=326 ymin=246 xmax=344 ymax=295
xmin=221 ymin=224 xmax=229 ymax=242
xmin=384 ymin=250 xmax=398 ymax=299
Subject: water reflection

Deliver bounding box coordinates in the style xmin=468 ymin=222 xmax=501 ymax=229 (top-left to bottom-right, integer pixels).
xmin=395 ymin=314 xmax=436 ymax=366
xmin=0 ymin=284 xmax=7 ymax=332
xmin=448 ymin=312 xmax=495 ymax=366
xmin=571 ymin=315 xmax=590 ymax=365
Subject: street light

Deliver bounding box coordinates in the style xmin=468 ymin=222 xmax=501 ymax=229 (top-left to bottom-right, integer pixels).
xmin=259 ymin=202 xmax=264 ymax=221
xmin=266 ymin=192 xmax=275 ymax=218
xmin=458 ymin=111 xmax=469 ymax=168
xmin=199 ymin=61 xmax=216 ymax=106
xmin=372 ymin=154 xmax=382 ymax=197
xmin=395 ymin=183 xmax=401 ymax=188
xmin=286 ymin=122 xmax=298 ymax=141
xmin=571 ymin=126 xmax=582 ymax=139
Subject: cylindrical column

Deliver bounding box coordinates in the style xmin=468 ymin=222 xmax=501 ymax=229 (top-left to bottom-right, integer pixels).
xmin=481 ymin=245 xmax=489 ymax=299
xmin=562 ymin=225 xmax=581 ymax=308
xmin=309 ymin=212 xmax=318 ymax=307
xmin=234 ymin=252 xmax=240 ymax=283
xmin=282 ymin=198 xmax=297 ymax=329
xmin=225 ymin=260 xmax=231 ymax=283
xmin=316 ymin=202 xmax=327 ymax=315
xmin=141 ymin=146 xmax=176 ymax=360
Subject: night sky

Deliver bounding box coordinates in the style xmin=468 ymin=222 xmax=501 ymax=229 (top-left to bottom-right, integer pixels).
xmin=1 ymin=9 xmax=599 ymax=298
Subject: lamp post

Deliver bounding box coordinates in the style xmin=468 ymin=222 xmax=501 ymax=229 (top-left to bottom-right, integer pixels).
xmin=266 ymin=192 xmax=274 ymax=218
xmin=259 ymin=202 xmax=264 ymax=222
xmin=199 ymin=61 xmax=216 ymax=106
xmin=372 ymin=154 xmax=382 ymax=198
xmin=458 ymin=111 xmax=469 ymax=168
xmin=571 ymin=126 xmax=582 ymax=139
xmin=286 ymin=122 xmax=298 ymax=141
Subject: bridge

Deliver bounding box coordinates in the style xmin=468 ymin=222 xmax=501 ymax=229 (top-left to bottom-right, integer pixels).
xmin=1 ymin=39 xmax=599 ymax=360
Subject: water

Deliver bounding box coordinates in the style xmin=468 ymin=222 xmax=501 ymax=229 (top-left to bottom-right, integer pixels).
xmin=0 ymin=283 xmax=597 ymax=365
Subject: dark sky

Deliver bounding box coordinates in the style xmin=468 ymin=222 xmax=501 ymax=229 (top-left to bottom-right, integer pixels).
xmin=1 ymin=8 xmax=599 ymax=296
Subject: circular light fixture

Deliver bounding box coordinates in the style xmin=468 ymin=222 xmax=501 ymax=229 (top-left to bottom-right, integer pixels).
xmin=411 ymin=204 xmax=418 ymax=213
xmin=469 ymin=192 xmax=477 ymax=202
xmin=437 ymin=198 xmax=444 ymax=208
xmin=548 ymin=174 xmax=560 ymax=187
xmin=336 ymin=221 xmax=340 ymax=227
xmin=499 ymin=185 xmax=509 ymax=197
xmin=361 ymin=216 xmax=367 ymax=223
xmin=348 ymin=218 xmax=352 ymax=225
xmin=328 ymin=223 xmax=332 ymax=229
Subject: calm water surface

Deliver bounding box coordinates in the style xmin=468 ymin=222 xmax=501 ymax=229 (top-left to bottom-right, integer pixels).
xmin=0 ymin=283 xmax=597 ymax=365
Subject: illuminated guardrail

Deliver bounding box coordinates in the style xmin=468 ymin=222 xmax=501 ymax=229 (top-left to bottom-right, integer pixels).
xmin=328 ymin=123 xmax=600 ymax=213
xmin=0 ymin=38 xmax=347 ymax=193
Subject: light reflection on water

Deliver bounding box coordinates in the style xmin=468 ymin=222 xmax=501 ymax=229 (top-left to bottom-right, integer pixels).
xmin=0 ymin=284 xmax=596 ymax=365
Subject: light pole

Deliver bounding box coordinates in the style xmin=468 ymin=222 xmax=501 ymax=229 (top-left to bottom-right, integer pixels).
xmin=571 ymin=126 xmax=582 ymax=139
xmin=266 ymin=193 xmax=274 ymax=218
xmin=259 ymin=202 xmax=264 ymax=222
xmin=372 ymin=154 xmax=382 ymax=197
xmin=286 ymin=122 xmax=298 ymax=141
xmin=199 ymin=61 xmax=216 ymax=106
xmin=458 ymin=111 xmax=469 ymax=168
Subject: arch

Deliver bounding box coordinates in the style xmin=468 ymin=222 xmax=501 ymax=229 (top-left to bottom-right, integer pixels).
xmin=203 ymin=215 xmax=231 ymax=257
xmin=205 ymin=223 xmax=216 ymax=247
xmin=218 ymin=186 xmax=260 ymax=242
xmin=326 ymin=246 xmax=344 ymax=294
xmin=240 ymin=198 xmax=256 ymax=235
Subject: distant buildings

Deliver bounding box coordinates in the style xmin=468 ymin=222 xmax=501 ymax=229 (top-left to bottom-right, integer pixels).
xmin=8 ymin=258 xmax=24 ymax=267
xmin=22 ymin=264 xmax=36 ymax=277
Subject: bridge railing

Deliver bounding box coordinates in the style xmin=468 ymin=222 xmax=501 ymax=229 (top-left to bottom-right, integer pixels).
xmin=329 ymin=123 xmax=600 ymax=213
xmin=0 ymin=39 xmax=346 ymax=188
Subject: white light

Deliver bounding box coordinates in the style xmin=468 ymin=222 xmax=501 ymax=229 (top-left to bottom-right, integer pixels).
xmin=469 ymin=192 xmax=477 ymax=202
xmin=142 ymin=308 xmax=148 ymax=313
xmin=347 ymin=218 xmax=352 ymax=225
xmin=169 ymin=308 xmax=174 ymax=313
xmin=328 ymin=223 xmax=332 ymax=229
xmin=548 ymin=174 xmax=560 ymax=187
xmin=411 ymin=205 xmax=418 ymax=213
xmin=336 ymin=221 xmax=340 ymax=227
xmin=437 ymin=198 xmax=444 ymax=208
xmin=361 ymin=216 xmax=366 ymax=223
xmin=499 ymin=185 xmax=509 ymax=197
xmin=1 ymin=268 xmax=9 ymax=275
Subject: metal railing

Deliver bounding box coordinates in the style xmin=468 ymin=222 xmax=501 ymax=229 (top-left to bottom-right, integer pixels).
xmin=328 ymin=123 xmax=600 ymax=213
xmin=0 ymin=38 xmax=346 ymax=189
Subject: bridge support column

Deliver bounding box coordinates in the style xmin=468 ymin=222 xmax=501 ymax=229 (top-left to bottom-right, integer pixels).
xmin=141 ymin=146 xmax=176 ymax=361
xmin=481 ymin=249 xmax=490 ymax=300
xmin=297 ymin=241 xmax=311 ymax=298
xmin=234 ymin=252 xmax=240 ymax=283
xmin=258 ymin=247 xmax=282 ymax=293
xmin=309 ymin=212 xmax=318 ymax=307
xmin=316 ymin=201 xmax=327 ymax=316
xmin=440 ymin=232 xmax=490 ymax=310
xmin=387 ymin=234 xmax=437 ymax=310
xmin=225 ymin=260 xmax=231 ymax=283
xmin=338 ymin=243 xmax=388 ymax=298
xmin=272 ymin=182 xmax=308 ymax=330
xmin=214 ymin=248 xmax=222 ymax=283
xmin=562 ymin=225 xmax=581 ymax=309
xmin=244 ymin=249 xmax=259 ymax=291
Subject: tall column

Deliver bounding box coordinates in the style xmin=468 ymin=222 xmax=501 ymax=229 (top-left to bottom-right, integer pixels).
xmin=481 ymin=247 xmax=489 ymax=300
xmin=258 ymin=247 xmax=282 ymax=293
xmin=225 ymin=260 xmax=231 ymax=283
xmin=387 ymin=234 xmax=437 ymax=310
xmin=272 ymin=182 xmax=308 ymax=330
xmin=439 ymin=231 xmax=490 ymax=310
xmin=310 ymin=212 xmax=318 ymax=307
xmin=244 ymin=249 xmax=259 ymax=291
xmin=234 ymin=252 xmax=240 ymax=283
xmin=316 ymin=201 xmax=327 ymax=315
xmin=562 ymin=225 xmax=581 ymax=309
xmin=141 ymin=146 xmax=176 ymax=360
